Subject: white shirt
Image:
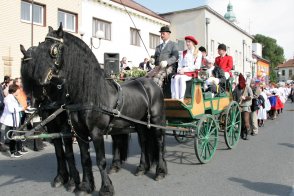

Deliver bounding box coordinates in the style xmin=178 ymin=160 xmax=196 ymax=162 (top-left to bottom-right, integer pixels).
xmin=160 ymin=40 xmax=169 ymax=50
xmin=207 ymin=65 xmax=215 ymax=77
xmin=178 ymin=48 xmax=202 ymax=72
xmin=0 ymin=94 xmax=23 ymax=127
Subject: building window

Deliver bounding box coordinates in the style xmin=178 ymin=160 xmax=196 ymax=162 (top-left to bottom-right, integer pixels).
xmin=130 ymin=28 xmax=140 ymax=46
xmin=282 ymin=70 xmax=285 ymax=76
xmin=92 ymin=18 xmax=111 ymax=40
xmin=210 ymin=40 xmax=215 ymax=58
xmin=21 ymin=1 xmax=44 ymax=25
xmin=289 ymin=69 xmax=292 ymax=77
xmin=58 ymin=10 xmax=77 ymax=32
xmin=149 ymin=33 xmax=160 ymax=49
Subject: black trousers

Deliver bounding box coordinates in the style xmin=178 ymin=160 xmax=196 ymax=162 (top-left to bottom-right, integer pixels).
xmin=1 ymin=124 xmax=21 ymax=153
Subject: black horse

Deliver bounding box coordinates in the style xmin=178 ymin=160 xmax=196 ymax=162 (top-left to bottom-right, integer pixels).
xmin=20 ymin=45 xmax=80 ymax=191
xmin=23 ymin=25 xmax=167 ymax=195
xmin=20 ymin=45 xmax=128 ymax=190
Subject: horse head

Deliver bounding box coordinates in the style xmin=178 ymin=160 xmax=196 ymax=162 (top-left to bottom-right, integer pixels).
xmin=20 ymin=43 xmax=65 ymax=108
xmin=31 ymin=23 xmax=105 ymax=104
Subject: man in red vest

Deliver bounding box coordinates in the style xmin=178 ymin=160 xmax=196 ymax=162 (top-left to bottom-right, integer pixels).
xmin=215 ymin=43 xmax=233 ymax=79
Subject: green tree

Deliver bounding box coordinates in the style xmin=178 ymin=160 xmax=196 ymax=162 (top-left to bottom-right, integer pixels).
xmin=253 ymin=34 xmax=285 ymax=82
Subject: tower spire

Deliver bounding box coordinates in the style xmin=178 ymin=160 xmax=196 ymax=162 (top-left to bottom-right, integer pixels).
xmin=224 ymin=1 xmax=236 ymax=23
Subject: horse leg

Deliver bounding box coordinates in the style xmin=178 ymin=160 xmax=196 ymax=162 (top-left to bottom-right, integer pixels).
xmin=151 ymin=117 xmax=167 ymax=181
xmin=109 ymin=133 xmax=129 ymax=174
xmin=63 ymin=136 xmax=80 ymax=192
xmin=135 ymin=125 xmax=150 ymax=176
xmin=51 ymin=138 xmax=69 ymax=188
xmin=74 ymin=137 xmax=95 ymax=194
xmin=91 ymin=129 xmax=114 ymax=196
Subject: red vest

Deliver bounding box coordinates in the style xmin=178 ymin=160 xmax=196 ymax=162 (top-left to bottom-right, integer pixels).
xmin=215 ymin=54 xmax=233 ymax=76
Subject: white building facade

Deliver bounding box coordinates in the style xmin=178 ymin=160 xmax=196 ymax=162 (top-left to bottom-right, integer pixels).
xmin=81 ymin=0 xmax=169 ymax=70
xmin=0 ymin=0 xmax=168 ymax=80
xmin=161 ymin=6 xmax=254 ymax=79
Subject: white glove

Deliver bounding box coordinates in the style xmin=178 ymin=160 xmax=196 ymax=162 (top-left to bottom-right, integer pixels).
xmin=160 ymin=60 xmax=168 ymax=68
xmin=224 ymin=72 xmax=230 ymax=79
xmin=149 ymin=58 xmax=155 ymax=65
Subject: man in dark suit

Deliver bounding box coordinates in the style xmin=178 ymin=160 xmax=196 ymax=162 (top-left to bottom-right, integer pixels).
xmin=148 ymin=26 xmax=179 ymax=88
xmin=139 ymin=58 xmax=152 ymax=72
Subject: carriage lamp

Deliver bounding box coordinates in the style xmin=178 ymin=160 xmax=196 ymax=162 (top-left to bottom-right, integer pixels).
xmin=90 ymin=30 xmax=104 ymax=50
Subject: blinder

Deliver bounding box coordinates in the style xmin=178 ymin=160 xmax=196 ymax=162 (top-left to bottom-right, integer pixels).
xmin=48 ymin=38 xmax=64 ymax=69
xmin=42 ymin=35 xmax=66 ymax=91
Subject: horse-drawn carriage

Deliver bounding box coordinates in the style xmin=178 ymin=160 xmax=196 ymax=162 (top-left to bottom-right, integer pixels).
xmin=164 ymin=78 xmax=241 ymax=163
xmin=12 ymin=25 xmax=241 ymax=195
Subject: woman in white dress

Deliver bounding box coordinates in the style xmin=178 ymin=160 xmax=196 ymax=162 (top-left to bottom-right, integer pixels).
xmin=171 ymin=36 xmax=202 ymax=101
xmin=257 ymin=86 xmax=271 ymax=127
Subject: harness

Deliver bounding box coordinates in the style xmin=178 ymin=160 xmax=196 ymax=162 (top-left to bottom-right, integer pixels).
xmin=9 ymin=35 xmax=192 ymax=142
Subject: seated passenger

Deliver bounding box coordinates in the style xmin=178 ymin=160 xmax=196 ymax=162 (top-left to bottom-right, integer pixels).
xmin=204 ymin=56 xmax=226 ymax=94
xmin=171 ymin=35 xmax=202 ymax=101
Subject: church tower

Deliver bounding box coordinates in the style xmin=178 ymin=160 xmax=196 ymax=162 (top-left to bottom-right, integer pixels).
xmin=224 ymin=1 xmax=237 ymax=23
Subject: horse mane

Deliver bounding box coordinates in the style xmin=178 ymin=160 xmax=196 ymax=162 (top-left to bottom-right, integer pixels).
xmin=20 ymin=46 xmax=38 ymax=95
xmin=48 ymin=30 xmax=112 ymax=104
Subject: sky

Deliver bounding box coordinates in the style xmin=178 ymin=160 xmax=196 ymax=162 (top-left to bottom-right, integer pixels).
xmin=134 ymin=0 xmax=294 ymax=60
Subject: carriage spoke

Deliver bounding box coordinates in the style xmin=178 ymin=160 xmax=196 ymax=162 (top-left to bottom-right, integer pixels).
xmin=206 ymin=142 xmax=211 ymax=156
xmin=201 ymin=142 xmax=207 ymax=158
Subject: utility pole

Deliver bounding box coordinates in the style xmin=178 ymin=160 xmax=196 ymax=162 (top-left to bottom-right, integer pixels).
xmin=31 ymin=0 xmax=34 ymax=47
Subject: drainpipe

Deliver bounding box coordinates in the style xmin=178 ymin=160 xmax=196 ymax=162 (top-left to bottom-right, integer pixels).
xmin=31 ymin=0 xmax=34 ymax=47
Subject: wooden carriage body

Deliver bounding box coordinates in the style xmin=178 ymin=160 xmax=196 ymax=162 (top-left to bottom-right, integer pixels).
xmin=164 ymin=78 xmax=241 ymax=163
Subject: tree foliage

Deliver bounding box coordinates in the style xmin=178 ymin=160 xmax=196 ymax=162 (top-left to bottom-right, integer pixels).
xmin=253 ymin=34 xmax=285 ymax=82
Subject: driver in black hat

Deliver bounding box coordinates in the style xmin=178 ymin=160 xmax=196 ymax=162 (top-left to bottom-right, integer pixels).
xmin=148 ymin=26 xmax=179 ymax=88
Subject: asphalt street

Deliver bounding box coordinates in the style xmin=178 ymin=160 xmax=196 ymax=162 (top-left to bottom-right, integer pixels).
xmin=0 ymin=102 xmax=293 ymax=196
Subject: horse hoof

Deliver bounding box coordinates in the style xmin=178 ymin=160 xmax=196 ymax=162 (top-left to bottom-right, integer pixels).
xmin=108 ymin=166 xmax=120 ymax=174
xmin=134 ymin=169 xmax=146 ymax=176
xmin=51 ymin=175 xmax=67 ymax=188
xmin=51 ymin=181 xmax=63 ymax=188
xmin=74 ymin=190 xmax=88 ymax=196
xmin=155 ymin=174 xmax=165 ymax=181
xmin=99 ymin=190 xmax=114 ymax=196
xmin=99 ymin=185 xmax=115 ymax=196
xmin=65 ymin=180 xmax=76 ymax=192
xmin=75 ymin=182 xmax=95 ymax=194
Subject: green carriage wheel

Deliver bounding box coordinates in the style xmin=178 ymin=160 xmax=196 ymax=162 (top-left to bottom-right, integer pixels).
xmin=173 ymin=130 xmax=193 ymax=143
xmin=224 ymin=101 xmax=241 ymax=149
xmin=194 ymin=115 xmax=219 ymax=164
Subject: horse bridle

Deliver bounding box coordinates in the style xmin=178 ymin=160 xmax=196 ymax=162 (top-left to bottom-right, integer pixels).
xmin=43 ymin=35 xmax=64 ymax=85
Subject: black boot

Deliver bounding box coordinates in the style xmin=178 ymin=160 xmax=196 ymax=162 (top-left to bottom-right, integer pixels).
xmin=243 ymin=129 xmax=249 ymax=140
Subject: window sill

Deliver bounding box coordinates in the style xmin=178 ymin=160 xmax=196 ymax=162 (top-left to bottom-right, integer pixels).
xmin=21 ymin=20 xmax=44 ymax=27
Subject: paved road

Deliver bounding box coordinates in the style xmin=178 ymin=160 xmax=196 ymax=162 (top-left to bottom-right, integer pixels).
xmin=0 ymin=103 xmax=293 ymax=196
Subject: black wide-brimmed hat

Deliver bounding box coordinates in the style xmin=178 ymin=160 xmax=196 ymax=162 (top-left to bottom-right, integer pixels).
xmin=159 ymin=26 xmax=171 ymax=33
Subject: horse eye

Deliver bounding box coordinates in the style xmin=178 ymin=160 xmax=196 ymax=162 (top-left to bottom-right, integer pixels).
xmin=50 ymin=44 xmax=59 ymax=57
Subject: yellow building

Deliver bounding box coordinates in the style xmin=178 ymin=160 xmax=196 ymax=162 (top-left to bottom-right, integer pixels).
xmin=0 ymin=0 xmax=82 ymax=80
xmin=253 ymin=54 xmax=270 ymax=83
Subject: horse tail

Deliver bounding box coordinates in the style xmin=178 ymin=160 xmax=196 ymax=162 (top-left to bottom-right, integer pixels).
xmin=111 ymin=134 xmax=129 ymax=163
xmin=136 ymin=123 xmax=163 ymax=169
